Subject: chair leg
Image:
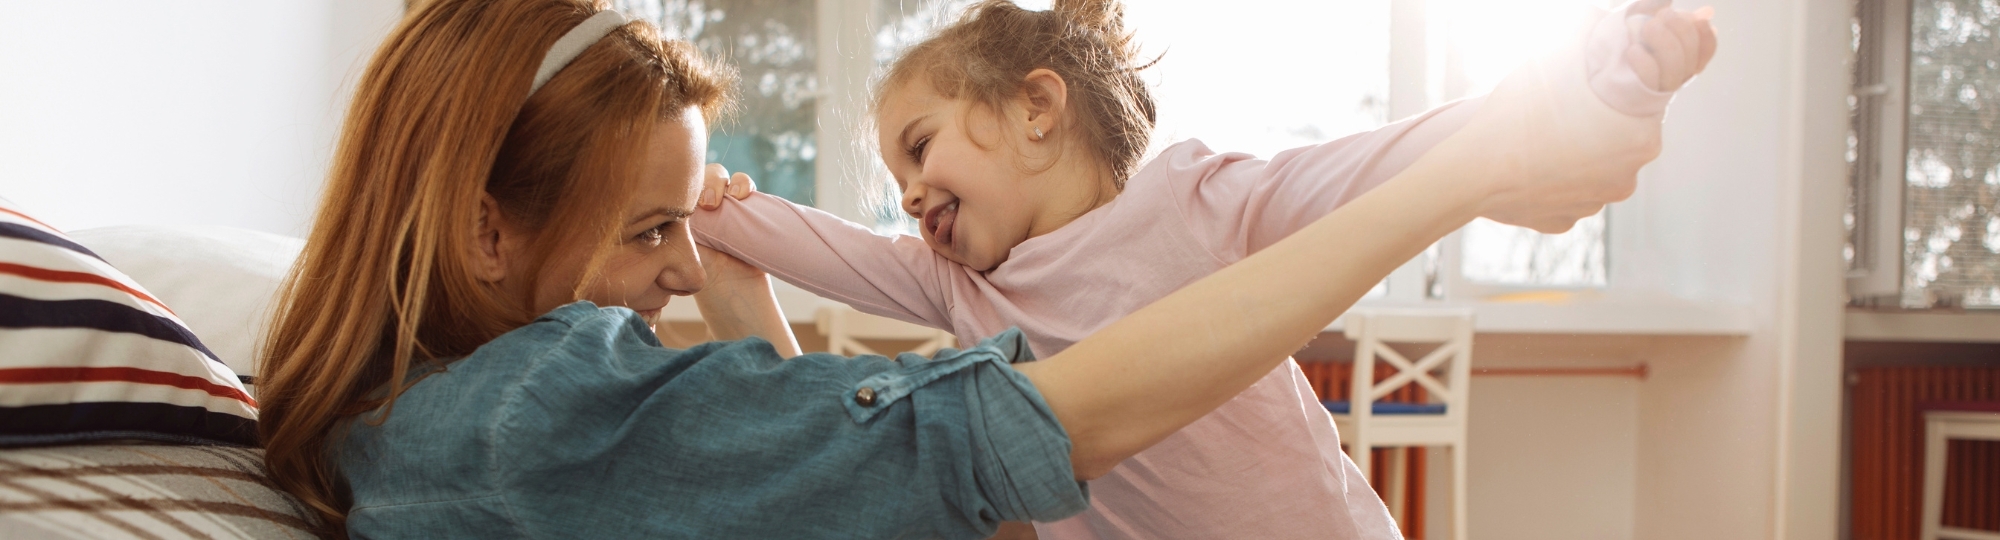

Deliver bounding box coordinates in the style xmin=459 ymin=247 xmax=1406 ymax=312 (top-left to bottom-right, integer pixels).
xmin=1350 ymin=437 xmax=1373 ymax=484
xmin=1386 ymin=447 xmax=1406 ymax=524
xmin=1920 ymin=419 xmax=1948 ymax=540
xmin=1453 ymin=442 xmax=1469 ymax=540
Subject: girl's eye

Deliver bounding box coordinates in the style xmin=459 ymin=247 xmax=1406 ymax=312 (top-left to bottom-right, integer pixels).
xmin=636 ymin=222 xmax=671 ymax=246
xmin=905 ymin=135 xmax=931 ymax=164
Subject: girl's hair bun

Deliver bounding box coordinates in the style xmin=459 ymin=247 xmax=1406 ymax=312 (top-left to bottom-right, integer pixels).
xmin=1051 ymin=0 xmax=1134 ymax=52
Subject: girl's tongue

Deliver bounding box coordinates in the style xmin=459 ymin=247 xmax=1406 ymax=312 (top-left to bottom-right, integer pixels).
xmin=932 ymin=201 xmax=958 ymax=247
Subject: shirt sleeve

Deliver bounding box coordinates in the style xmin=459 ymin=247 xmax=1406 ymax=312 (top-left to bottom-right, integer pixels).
xmin=492 ymin=306 xmax=1084 ymax=540
xmin=1166 ymin=3 xmax=1676 ymax=261
xmin=691 ymin=192 xmax=959 ymax=331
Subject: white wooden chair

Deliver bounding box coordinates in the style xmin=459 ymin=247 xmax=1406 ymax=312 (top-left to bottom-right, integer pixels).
xmin=1920 ymin=405 xmax=2000 ymax=540
xmin=814 ymin=305 xmax=956 ymax=357
xmin=1330 ymin=308 xmax=1474 ymax=540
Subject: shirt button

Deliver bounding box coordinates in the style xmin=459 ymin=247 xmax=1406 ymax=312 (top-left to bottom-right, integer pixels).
xmin=854 ymin=387 xmax=878 ymax=407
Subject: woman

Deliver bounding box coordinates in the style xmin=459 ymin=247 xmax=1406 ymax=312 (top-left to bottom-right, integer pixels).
xmin=255 ymin=0 xmax=1665 ymax=538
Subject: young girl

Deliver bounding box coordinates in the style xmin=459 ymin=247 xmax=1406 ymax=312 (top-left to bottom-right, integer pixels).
xmin=254 ymin=0 xmax=1667 ymax=538
xmin=692 ymin=0 xmax=1717 ymax=538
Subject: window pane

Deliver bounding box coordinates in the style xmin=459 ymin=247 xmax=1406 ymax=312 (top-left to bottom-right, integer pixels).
xmin=1902 ymin=0 xmax=2000 ymax=307
xmin=1460 ymin=213 xmax=1608 ymax=286
xmin=624 ymin=0 xmax=820 ymax=206
xmin=1126 ymin=0 xmax=1390 ymax=158
xmin=1432 ymin=0 xmax=1614 ymax=287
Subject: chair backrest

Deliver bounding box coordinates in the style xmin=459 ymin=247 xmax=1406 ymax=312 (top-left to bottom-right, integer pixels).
xmin=1341 ymin=308 xmax=1475 ymax=421
xmin=815 ymin=306 xmax=957 ymax=357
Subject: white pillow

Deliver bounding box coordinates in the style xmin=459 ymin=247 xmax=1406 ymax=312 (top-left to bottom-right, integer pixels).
xmin=69 ymin=226 xmax=303 ymax=377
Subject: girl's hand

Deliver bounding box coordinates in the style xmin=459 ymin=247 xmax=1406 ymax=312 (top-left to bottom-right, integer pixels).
xmin=697 ymin=163 xmax=758 ymax=210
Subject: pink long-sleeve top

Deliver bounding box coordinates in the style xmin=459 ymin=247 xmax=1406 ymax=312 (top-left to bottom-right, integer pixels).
xmin=693 ymin=9 xmax=1674 ymax=538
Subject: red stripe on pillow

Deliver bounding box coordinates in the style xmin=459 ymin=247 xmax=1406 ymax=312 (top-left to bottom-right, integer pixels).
xmin=0 ymin=262 xmax=174 ymax=314
xmin=0 ymin=206 xmax=64 ymax=234
xmin=0 ymin=367 xmax=256 ymax=408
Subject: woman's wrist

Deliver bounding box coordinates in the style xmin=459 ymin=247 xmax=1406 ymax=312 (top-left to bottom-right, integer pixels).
xmin=693 ymin=246 xmax=802 ymax=356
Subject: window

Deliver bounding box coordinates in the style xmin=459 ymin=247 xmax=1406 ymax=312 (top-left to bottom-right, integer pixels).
xmin=628 ymin=0 xmax=821 ymax=206
xmin=1425 ymin=0 xmax=1613 ymax=290
xmin=1134 ymin=0 xmax=1613 ymax=297
xmin=622 ymin=0 xmax=1616 ymax=299
xmin=1850 ymin=0 xmax=2000 ymax=308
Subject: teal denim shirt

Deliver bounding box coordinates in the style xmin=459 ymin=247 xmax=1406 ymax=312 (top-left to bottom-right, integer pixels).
xmin=337 ymin=302 xmax=1088 ymax=539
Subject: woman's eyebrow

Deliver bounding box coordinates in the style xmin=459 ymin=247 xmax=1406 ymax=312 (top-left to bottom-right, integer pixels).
xmin=628 ymin=207 xmax=692 ymax=226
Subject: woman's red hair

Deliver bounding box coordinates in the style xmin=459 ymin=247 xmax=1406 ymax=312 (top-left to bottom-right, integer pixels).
xmin=256 ymin=1 xmax=730 ymax=535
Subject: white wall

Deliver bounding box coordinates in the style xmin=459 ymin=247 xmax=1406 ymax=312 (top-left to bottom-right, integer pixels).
xmin=0 ymin=1 xmax=402 ymax=238
xmin=1630 ymin=0 xmax=1849 ymax=537
xmin=1457 ymin=335 xmax=1653 ymax=540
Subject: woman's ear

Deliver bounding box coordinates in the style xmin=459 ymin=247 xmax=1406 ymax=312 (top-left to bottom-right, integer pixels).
xmin=472 ymin=194 xmax=510 ymax=284
xmin=1018 ymin=68 xmax=1070 ymax=138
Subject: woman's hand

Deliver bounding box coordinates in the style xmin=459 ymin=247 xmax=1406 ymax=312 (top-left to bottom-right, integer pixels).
xmin=692 ymin=244 xmax=803 ymax=357
xmin=1448 ymin=2 xmax=1717 ymax=233
xmin=698 ymin=163 xmax=758 ymax=210
xmin=697 ymin=243 xmax=769 ymax=290
xmin=1620 ymin=1 xmax=1717 ymax=93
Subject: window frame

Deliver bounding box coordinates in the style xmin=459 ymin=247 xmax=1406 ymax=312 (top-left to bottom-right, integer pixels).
xmin=1847 ymin=0 xmax=1912 ymax=304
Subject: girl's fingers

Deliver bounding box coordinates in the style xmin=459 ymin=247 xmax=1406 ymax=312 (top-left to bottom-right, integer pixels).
xmin=728 ymin=172 xmax=756 ymax=199
xmin=1627 ymin=44 xmax=1663 ymax=92
xmin=700 ymin=163 xmax=729 ymax=209
xmin=1641 ymin=16 xmax=1689 ymax=90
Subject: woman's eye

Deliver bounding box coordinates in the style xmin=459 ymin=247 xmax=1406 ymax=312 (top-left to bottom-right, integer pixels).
xmin=636 ymin=223 xmax=670 ymax=246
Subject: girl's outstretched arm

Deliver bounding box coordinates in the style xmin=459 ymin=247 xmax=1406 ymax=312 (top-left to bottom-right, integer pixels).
xmin=692 ymin=165 xmax=960 ymax=332
xmin=1030 ymin=15 xmax=1686 ymax=476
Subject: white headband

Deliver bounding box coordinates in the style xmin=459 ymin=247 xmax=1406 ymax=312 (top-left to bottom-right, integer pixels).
xmin=529 ymin=10 xmax=631 ymax=96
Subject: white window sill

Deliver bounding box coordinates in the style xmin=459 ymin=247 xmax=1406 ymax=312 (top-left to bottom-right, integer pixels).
xmin=661 ymin=281 xmax=1753 ymax=337
xmin=1338 ymin=292 xmax=1751 ymax=335
xmin=1844 ymin=309 xmax=2000 ymax=343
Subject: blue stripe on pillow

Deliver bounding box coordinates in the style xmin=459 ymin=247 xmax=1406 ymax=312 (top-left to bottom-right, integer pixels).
xmin=0 ymin=293 xmax=224 ymax=365
xmin=0 ymin=402 xmax=258 ymax=447
xmin=0 ymin=222 xmax=104 ymax=262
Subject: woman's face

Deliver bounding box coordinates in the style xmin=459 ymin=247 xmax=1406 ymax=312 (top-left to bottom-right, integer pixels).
xmin=528 ymin=107 xmax=709 ymax=319
xmin=877 ymin=81 xmax=1044 ymax=272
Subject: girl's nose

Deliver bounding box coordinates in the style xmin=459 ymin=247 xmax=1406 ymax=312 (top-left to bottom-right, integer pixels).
xmin=901 ymin=182 xmax=927 ymax=219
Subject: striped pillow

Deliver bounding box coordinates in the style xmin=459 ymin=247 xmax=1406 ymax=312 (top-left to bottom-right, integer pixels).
xmin=0 ymin=199 xmax=257 ymax=447
xmin=0 ymin=443 xmax=318 ymax=537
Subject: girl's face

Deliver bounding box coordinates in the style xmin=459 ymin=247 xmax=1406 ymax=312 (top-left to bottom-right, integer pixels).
xmin=876 ymin=82 xmax=1048 ymax=271
xmin=525 ymin=107 xmax=709 ymax=319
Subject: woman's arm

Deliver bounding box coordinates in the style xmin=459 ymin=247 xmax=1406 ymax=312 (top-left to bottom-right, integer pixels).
xmin=1190 ymin=0 xmax=1708 ymax=258
xmin=692 ymin=244 xmax=802 ymax=357
xmin=1028 ymin=13 xmax=1692 ymax=476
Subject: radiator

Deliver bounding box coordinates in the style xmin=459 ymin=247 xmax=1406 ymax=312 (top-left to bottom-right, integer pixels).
xmin=1850 ymin=366 xmax=2000 ymax=539
xmin=1298 ymin=359 xmax=1430 ymax=540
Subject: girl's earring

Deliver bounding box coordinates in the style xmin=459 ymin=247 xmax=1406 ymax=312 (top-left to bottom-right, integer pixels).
xmin=1031 ymin=127 xmax=1044 ymax=141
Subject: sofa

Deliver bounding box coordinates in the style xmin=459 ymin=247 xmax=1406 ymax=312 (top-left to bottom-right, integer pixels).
xmin=0 ymin=214 xmax=320 ymax=539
